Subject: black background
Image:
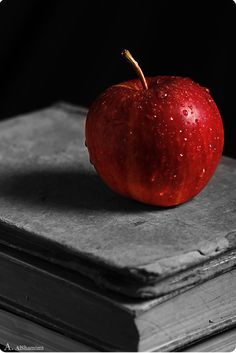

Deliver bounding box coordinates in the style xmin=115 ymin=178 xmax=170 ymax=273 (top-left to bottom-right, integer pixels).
xmin=0 ymin=0 xmax=235 ymax=157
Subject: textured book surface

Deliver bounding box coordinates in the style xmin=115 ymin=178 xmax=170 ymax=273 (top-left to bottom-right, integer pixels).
xmin=1 ymin=244 xmax=236 ymax=351
xmin=0 ymin=103 xmax=236 ymax=298
xmin=1 ymin=309 xmax=236 ymax=353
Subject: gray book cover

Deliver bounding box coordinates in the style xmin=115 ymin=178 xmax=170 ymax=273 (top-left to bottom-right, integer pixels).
xmin=0 ymin=103 xmax=235 ymax=298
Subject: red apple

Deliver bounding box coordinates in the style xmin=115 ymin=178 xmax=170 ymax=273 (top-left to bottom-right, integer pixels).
xmin=85 ymin=50 xmax=224 ymax=206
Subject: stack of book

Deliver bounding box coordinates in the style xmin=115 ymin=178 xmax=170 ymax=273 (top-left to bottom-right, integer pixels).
xmin=0 ymin=104 xmax=235 ymax=351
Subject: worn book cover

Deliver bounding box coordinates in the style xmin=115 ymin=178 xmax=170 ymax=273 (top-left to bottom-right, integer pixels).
xmin=0 ymin=103 xmax=235 ymax=298
xmin=0 ymin=104 xmax=236 ymax=350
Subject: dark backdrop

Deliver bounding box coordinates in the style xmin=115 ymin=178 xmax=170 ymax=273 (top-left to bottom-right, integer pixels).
xmin=0 ymin=0 xmax=235 ymax=157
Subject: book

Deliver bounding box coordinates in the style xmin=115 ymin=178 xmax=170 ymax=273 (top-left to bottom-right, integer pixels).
xmin=1 ymin=296 xmax=236 ymax=352
xmin=1 ymin=244 xmax=236 ymax=351
xmin=0 ymin=103 xmax=236 ymax=351
xmin=184 ymin=326 xmax=236 ymax=352
xmin=0 ymin=306 xmax=95 ymax=352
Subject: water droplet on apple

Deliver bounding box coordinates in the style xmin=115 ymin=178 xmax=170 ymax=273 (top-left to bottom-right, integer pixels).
xmin=158 ymin=91 xmax=168 ymax=99
xmin=170 ymin=116 xmax=174 ymax=121
xmin=129 ymin=130 xmax=133 ymax=135
xmin=199 ymin=168 xmax=206 ymax=178
xmin=183 ymin=109 xmax=188 ymax=116
xmin=196 ymin=145 xmax=202 ymax=151
xmin=151 ymin=175 xmax=157 ymax=182
xmin=147 ymin=114 xmax=154 ymax=120
xmin=209 ymin=127 xmax=213 ymax=131
xmin=177 ymin=153 xmax=184 ymax=161
xmin=184 ymin=137 xmax=187 ymax=141
xmin=205 ymin=88 xmax=210 ymax=93
xmin=173 ymin=174 xmax=177 ymax=178
xmin=179 ymin=129 xmax=183 ymax=133
xmin=159 ymin=192 xmax=164 ymax=196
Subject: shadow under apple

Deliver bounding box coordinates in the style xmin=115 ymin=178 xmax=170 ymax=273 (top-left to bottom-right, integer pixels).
xmin=0 ymin=169 xmax=171 ymax=214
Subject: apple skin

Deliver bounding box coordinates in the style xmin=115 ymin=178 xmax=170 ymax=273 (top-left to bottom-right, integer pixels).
xmin=85 ymin=76 xmax=224 ymax=206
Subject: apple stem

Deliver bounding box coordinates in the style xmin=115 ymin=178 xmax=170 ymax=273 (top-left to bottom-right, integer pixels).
xmin=121 ymin=49 xmax=148 ymax=90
